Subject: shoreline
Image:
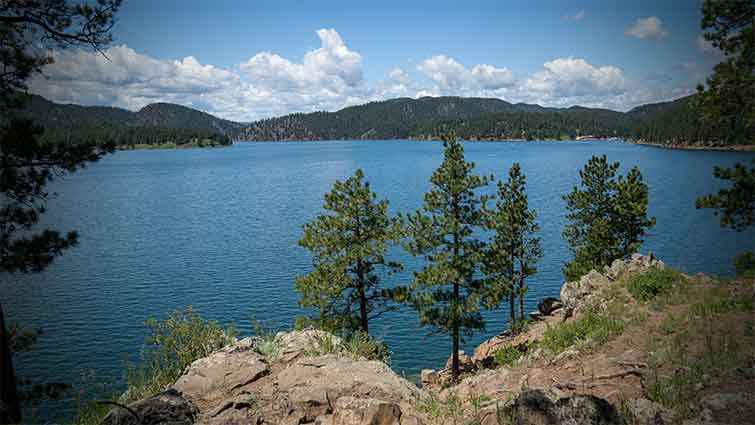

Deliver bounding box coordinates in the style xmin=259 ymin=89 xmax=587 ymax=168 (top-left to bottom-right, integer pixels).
xmin=116 ymin=142 xmax=232 ymax=151
xmin=630 ymin=140 xmax=755 ymax=152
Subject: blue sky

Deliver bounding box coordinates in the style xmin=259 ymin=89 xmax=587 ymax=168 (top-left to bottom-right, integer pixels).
xmin=29 ymin=0 xmax=721 ymax=121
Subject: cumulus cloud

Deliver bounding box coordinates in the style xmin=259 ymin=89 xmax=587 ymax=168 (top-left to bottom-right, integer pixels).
xmin=563 ymin=10 xmax=586 ymax=21
xmin=417 ymin=55 xmax=514 ymax=94
xmin=516 ymin=57 xmax=627 ymax=108
xmin=30 ymin=29 xmax=374 ymax=121
xmin=625 ymin=17 xmax=668 ymax=40
xmin=28 ymin=28 xmax=697 ymax=119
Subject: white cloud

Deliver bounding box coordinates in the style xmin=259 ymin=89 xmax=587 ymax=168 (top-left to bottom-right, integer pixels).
xmin=388 ymin=67 xmax=411 ymax=85
xmin=563 ymin=10 xmax=586 ymax=21
xmin=625 ymin=17 xmax=668 ymax=40
xmin=417 ymin=55 xmax=514 ymax=93
xmin=28 ymin=28 xmax=696 ymax=120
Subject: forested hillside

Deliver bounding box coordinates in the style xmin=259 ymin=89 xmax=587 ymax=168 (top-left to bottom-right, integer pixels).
xmin=14 ymin=93 xmax=745 ymax=148
xmin=11 ymin=94 xmax=238 ymax=148
xmin=240 ymin=94 xmax=740 ymax=146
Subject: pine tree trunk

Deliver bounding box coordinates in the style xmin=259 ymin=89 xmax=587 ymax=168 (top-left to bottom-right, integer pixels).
xmin=0 ymin=301 xmax=21 ymax=424
xmin=510 ymin=248 xmax=516 ymax=323
xmin=509 ymin=293 xmax=516 ymax=323
xmin=518 ymin=260 xmax=525 ymax=321
xmin=452 ymin=281 xmax=460 ymax=380
xmin=356 ymin=262 xmax=368 ymax=334
xmin=451 ymin=225 xmax=460 ymax=381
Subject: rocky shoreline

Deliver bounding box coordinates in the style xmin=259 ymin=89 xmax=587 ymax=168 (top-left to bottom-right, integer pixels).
xmin=631 ymin=140 xmax=755 ymax=152
xmin=102 ymin=254 xmax=754 ymax=424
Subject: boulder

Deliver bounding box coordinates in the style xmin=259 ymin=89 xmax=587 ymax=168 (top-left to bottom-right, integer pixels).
xmin=172 ymin=342 xmax=269 ymax=411
xmin=326 ymin=397 xmax=403 ymax=425
xmin=537 ymin=297 xmax=563 ymax=316
xmin=102 ymin=389 xmax=197 ymax=425
xmin=604 ymin=259 xmax=628 ymax=281
xmin=420 ymin=369 xmax=439 ymax=388
xmin=623 ymin=398 xmax=674 ymax=424
xmin=274 ymin=354 xmax=422 ymax=422
xmin=510 ymin=390 xmax=625 ymax=425
xmin=109 ymin=330 xmax=427 ymax=425
xmin=560 ymin=270 xmax=611 ymax=316
xmin=445 ymin=350 xmax=474 ymax=370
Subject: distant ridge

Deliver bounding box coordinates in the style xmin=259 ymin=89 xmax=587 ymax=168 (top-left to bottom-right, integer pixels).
xmin=13 ymin=94 xmax=244 ymax=136
xmin=14 ymin=93 xmax=730 ymax=148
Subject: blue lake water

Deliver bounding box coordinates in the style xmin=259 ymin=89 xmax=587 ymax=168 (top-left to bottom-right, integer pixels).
xmin=3 ymin=140 xmax=754 ymax=419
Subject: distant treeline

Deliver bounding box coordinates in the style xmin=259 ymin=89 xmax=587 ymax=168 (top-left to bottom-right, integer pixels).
xmin=240 ymin=94 xmax=744 ymax=147
xmin=15 ymin=92 xmax=747 ymax=148
xmin=40 ymin=124 xmax=232 ymax=148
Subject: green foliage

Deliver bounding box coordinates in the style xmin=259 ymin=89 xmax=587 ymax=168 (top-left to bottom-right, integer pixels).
xmin=733 ymin=251 xmax=755 ymax=277
xmin=483 ymin=163 xmax=541 ymax=322
xmin=646 ymin=294 xmax=753 ymax=420
xmin=627 ymin=268 xmax=686 ymax=301
xmin=305 ymin=331 xmax=392 ymax=364
xmin=507 ymin=319 xmax=531 ymax=335
xmin=12 ymin=95 xmax=237 ymax=148
xmin=340 ymin=331 xmax=392 ymax=363
xmin=251 ymin=321 xmax=282 ymax=360
xmin=562 ymin=155 xmax=655 ymax=281
xmin=403 ymin=133 xmax=491 ymax=378
xmin=493 ymin=346 xmax=522 ymax=367
xmin=694 ymin=0 xmax=754 ymax=146
xmin=416 ymin=393 xmax=464 ymax=422
xmin=124 ymin=307 xmax=236 ymax=403
xmin=539 ymin=311 xmax=625 ymax=354
xmin=295 ymin=169 xmax=403 ymax=334
xmin=696 ymin=162 xmax=755 ymax=231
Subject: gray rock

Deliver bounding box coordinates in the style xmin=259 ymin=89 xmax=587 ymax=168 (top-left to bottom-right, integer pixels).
xmin=510 ymin=390 xmax=625 ymax=425
xmin=274 ymin=354 xmax=423 ymax=422
xmin=538 ymin=297 xmax=563 ymax=316
xmin=172 ymin=343 xmax=268 ymax=410
xmin=560 ymin=270 xmax=610 ymax=316
xmin=623 ymin=398 xmax=674 ymax=424
xmin=102 ymin=389 xmax=197 ymax=425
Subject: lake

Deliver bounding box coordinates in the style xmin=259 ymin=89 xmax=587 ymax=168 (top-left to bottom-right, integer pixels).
xmin=3 ymin=140 xmax=754 ymax=419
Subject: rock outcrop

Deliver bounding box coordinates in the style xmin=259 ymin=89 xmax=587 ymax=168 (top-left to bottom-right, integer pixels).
xmin=102 ymin=389 xmax=197 ymax=425
xmin=107 ymin=254 xmax=737 ymax=425
xmin=508 ymin=390 xmax=625 ymax=425
xmin=105 ymin=329 xmax=424 ymax=425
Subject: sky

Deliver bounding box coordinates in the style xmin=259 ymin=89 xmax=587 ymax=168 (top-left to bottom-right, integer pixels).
xmin=28 ymin=0 xmax=724 ymax=122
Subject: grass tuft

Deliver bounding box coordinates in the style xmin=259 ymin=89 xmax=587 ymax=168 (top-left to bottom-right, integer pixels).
xmin=539 ymin=311 xmax=625 ymax=354
xmin=627 ymin=268 xmax=686 ymax=302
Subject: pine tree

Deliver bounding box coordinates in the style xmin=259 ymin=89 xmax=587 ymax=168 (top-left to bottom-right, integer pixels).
xmin=562 ymin=155 xmax=655 ymax=282
xmin=694 ymin=0 xmax=754 ymax=146
xmin=696 ymin=161 xmax=754 ymax=231
xmin=295 ymin=169 xmax=402 ymax=334
xmin=1 ymin=2 xmax=121 ymax=421
xmin=483 ymin=163 xmax=541 ymax=325
xmin=403 ymin=133 xmax=490 ymax=379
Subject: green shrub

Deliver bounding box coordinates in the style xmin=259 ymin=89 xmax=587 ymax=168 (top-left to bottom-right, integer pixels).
xmin=734 ymin=251 xmax=755 ymax=278
xmin=251 ymin=320 xmax=282 ymax=360
xmin=508 ymin=319 xmax=530 ymax=335
xmin=627 ymin=268 xmax=685 ymax=301
xmin=124 ymin=307 xmax=236 ymax=402
xmin=493 ymin=345 xmax=522 ymax=367
xmin=341 ymin=331 xmax=392 ymax=364
xmin=305 ymin=331 xmax=391 ymax=364
xmin=540 ymin=311 xmax=625 ymax=354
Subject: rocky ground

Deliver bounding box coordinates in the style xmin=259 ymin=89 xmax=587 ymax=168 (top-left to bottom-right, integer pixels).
xmin=102 ymin=254 xmax=754 ymax=424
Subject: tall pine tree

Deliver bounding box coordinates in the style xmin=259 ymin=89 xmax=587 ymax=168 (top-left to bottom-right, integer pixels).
xmin=483 ymin=163 xmax=541 ymax=325
xmin=403 ymin=133 xmax=490 ymax=379
xmin=1 ymin=2 xmax=121 ymax=421
xmin=562 ymin=155 xmax=655 ymax=282
xmin=694 ymin=0 xmax=754 ymax=146
xmin=295 ymin=169 xmax=402 ymax=334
